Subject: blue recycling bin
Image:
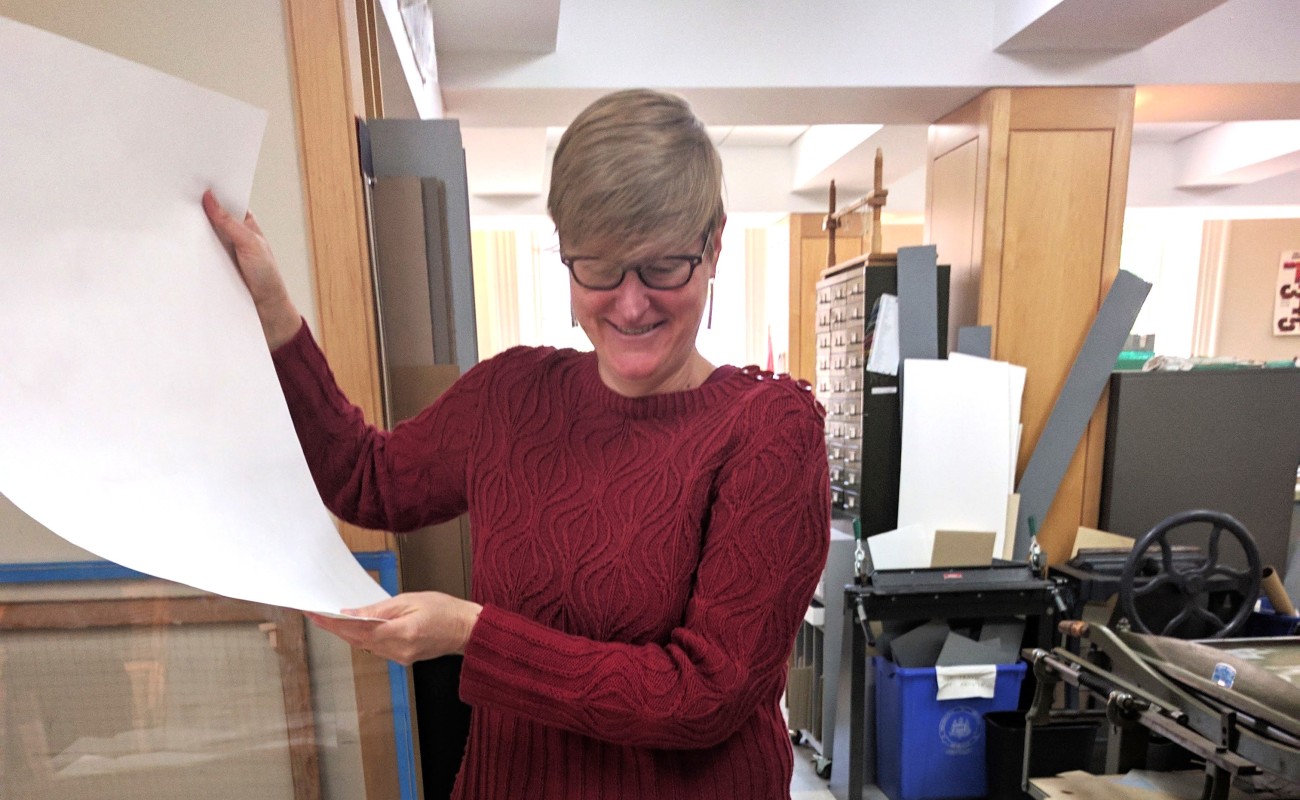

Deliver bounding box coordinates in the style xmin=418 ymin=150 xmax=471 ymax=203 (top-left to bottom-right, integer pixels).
xmin=874 ymin=656 xmax=1027 ymax=800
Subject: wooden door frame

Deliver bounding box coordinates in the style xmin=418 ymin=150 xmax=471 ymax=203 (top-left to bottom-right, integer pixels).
xmin=281 ymin=3 xmax=404 ymax=798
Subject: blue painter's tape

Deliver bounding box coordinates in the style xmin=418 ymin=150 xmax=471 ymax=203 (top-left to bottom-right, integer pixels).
xmin=355 ymin=550 xmax=419 ymax=800
xmin=0 ymin=559 xmax=151 ymax=584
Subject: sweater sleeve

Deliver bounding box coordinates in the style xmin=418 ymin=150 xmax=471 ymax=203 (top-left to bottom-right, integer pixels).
xmin=270 ymin=322 xmax=492 ymax=532
xmin=458 ymin=385 xmax=831 ymax=749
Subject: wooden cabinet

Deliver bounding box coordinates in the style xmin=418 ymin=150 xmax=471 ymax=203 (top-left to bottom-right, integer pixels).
xmin=926 ymin=87 xmax=1135 ymax=564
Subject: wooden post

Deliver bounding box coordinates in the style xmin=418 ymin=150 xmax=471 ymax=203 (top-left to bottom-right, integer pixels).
xmin=926 ymin=86 xmax=1135 ymax=565
xmin=282 ymin=0 xmax=390 ymax=554
xmin=825 ymin=180 xmax=839 ymax=268
xmin=825 ymin=150 xmax=890 ymax=261
xmin=869 ymin=148 xmax=886 ymax=255
xmin=281 ymin=3 xmax=402 ymax=798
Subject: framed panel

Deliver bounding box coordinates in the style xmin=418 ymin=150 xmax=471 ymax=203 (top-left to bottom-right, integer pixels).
xmin=0 ymin=553 xmax=414 ymax=800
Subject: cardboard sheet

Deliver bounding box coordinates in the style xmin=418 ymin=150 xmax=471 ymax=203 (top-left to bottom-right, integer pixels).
xmin=1071 ymin=526 xmax=1136 ymax=558
xmin=955 ymin=325 xmax=992 ymax=358
xmin=897 ymin=245 xmax=940 ymax=362
xmin=888 ymin=621 xmax=951 ymax=668
xmin=1003 ymin=494 xmax=1022 ymax=561
xmin=978 ymin=619 xmax=1026 ymax=663
xmin=931 ymin=530 xmax=997 ymax=568
xmin=935 ymin=633 xmax=1006 ymax=668
xmin=0 ymin=18 xmax=389 ymax=614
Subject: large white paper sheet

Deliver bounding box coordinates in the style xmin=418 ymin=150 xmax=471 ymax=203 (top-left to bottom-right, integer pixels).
xmin=0 ymin=17 xmax=389 ymax=614
xmin=866 ymin=294 xmax=900 ymax=376
xmin=865 ymin=523 xmax=931 ymax=571
xmin=896 ymin=357 xmax=1024 ymax=559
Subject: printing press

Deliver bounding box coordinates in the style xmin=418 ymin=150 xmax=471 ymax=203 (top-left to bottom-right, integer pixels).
xmin=1024 ymin=511 xmax=1300 ymax=800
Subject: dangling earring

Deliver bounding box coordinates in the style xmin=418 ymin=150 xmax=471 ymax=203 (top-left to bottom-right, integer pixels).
xmin=706 ymin=278 xmax=715 ymax=330
xmin=570 ymin=302 xmax=577 ymax=328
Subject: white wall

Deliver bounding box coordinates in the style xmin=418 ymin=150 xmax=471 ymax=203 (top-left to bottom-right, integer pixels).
xmin=1119 ymin=209 xmax=1206 ymax=357
xmin=1128 ymin=139 xmax=1300 ymax=213
xmin=1216 ymin=218 xmax=1300 ymax=361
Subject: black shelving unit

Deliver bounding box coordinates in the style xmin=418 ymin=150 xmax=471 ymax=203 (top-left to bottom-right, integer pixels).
xmin=814 ymin=255 xmax=950 ymax=536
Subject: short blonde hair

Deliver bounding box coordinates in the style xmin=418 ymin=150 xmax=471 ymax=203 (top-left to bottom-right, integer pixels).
xmin=548 ymin=89 xmax=724 ymax=253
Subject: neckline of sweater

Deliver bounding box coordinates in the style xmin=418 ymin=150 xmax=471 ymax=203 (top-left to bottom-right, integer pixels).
xmin=576 ymin=351 xmax=753 ymax=419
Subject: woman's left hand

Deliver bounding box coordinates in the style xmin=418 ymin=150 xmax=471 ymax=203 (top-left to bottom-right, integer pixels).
xmin=306 ymin=592 xmax=483 ymax=665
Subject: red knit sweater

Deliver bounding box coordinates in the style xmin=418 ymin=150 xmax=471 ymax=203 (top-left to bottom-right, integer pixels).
xmin=272 ymin=325 xmax=830 ymax=800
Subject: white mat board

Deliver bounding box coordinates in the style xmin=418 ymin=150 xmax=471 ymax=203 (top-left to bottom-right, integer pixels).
xmin=896 ymin=357 xmax=1024 ymax=558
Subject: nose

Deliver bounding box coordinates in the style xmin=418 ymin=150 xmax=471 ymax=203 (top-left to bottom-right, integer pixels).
xmin=610 ymin=271 xmax=652 ymax=319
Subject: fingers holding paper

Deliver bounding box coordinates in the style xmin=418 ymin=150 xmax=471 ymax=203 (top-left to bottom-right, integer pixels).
xmin=307 ymin=592 xmax=484 ymax=665
xmin=201 ymin=190 xmax=302 ymax=349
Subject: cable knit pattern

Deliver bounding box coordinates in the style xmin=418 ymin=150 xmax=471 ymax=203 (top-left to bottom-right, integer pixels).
xmin=272 ymin=324 xmax=830 ymax=800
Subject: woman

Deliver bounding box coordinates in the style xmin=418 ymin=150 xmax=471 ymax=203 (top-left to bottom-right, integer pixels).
xmin=205 ymin=88 xmax=829 ymax=799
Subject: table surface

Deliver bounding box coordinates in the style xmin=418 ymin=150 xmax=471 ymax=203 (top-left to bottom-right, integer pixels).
xmin=1030 ymin=769 xmax=1284 ymax=800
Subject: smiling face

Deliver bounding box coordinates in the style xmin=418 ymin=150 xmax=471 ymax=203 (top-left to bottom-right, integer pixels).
xmin=547 ymin=89 xmax=726 ymax=395
xmin=569 ymin=225 xmax=723 ymax=397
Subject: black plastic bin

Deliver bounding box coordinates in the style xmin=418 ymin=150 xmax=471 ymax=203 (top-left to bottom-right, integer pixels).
xmin=984 ymin=712 xmax=1099 ymax=800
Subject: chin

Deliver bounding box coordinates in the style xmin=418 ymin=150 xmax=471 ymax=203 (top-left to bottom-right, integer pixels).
xmin=599 ymin=344 xmax=680 ymax=387
xmin=606 ymin=356 xmax=665 ymax=384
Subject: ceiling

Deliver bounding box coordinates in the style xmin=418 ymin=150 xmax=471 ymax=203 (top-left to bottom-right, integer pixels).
xmin=391 ymin=0 xmax=1300 ymax=220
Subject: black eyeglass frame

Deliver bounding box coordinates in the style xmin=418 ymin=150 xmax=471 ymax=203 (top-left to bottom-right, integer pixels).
xmin=560 ymin=227 xmax=713 ymax=291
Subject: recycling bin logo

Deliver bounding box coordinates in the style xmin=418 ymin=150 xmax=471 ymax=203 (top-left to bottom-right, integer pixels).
xmin=938 ymin=706 xmax=983 ymax=755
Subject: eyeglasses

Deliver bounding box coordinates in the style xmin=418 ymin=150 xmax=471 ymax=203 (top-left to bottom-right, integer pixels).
xmin=560 ymin=228 xmax=712 ymax=290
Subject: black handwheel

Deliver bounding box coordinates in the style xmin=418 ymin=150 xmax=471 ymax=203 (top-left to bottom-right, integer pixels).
xmin=1118 ymin=510 xmax=1260 ymax=639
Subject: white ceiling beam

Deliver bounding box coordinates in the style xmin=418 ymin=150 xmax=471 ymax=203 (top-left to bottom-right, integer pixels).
xmin=429 ymin=0 xmax=560 ymax=54
xmin=1135 ymin=83 xmax=1300 ymax=123
xmin=436 ymin=0 xmax=1300 ymax=107
xmin=790 ymin=125 xmax=881 ymax=190
xmin=792 ymin=125 xmax=929 ymax=195
xmin=462 ymin=128 xmax=549 ymax=196
xmin=994 ymin=0 xmax=1229 ymax=52
xmin=440 ymin=86 xmax=983 ymax=129
xmin=1177 ymin=120 xmax=1300 ymax=188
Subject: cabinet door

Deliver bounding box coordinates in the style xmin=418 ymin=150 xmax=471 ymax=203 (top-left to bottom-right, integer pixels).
xmin=927 ymin=86 xmax=1134 ymax=564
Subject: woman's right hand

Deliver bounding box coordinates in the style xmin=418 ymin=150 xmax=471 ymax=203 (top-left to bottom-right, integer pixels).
xmin=202 ymin=190 xmax=303 ymax=349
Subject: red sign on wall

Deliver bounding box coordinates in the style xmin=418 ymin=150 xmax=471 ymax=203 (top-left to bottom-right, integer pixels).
xmin=1276 ymin=250 xmax=1300 ymax=336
